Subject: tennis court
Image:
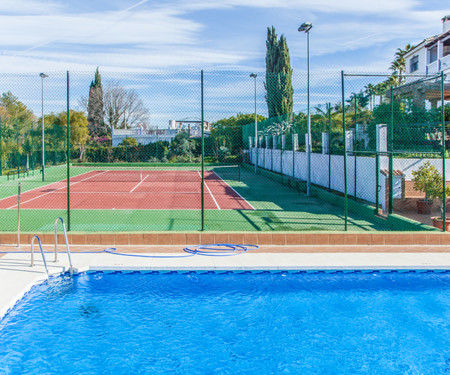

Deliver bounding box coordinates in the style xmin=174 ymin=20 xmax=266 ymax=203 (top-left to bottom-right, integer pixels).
xmin=0 ymin=164 xmax=434 ymax=232
xmin=0 ymin=167 xmax=252 ymax=210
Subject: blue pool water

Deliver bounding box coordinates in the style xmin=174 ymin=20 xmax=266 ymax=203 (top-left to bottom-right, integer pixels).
xmin=1 ymin=271 xmax=450 ymax=374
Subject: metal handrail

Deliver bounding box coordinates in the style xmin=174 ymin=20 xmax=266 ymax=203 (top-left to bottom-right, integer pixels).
xmin=54 ymin=217 xmax=73 ymax=276
xmin=30 ymin=235 xmax=49 ymax=276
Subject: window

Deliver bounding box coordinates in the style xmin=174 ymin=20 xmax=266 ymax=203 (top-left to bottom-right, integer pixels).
xmin=429 ymin=45 xmax=438 ymax=63
xmin=444 ymin=39 xmax=450 ymax=57
xmin=410 ymin=55 xmax=419 ymax=72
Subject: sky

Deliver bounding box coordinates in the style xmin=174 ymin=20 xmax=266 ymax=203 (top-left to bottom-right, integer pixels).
xmin=0 ymin=0 xmax=448 ymax=124
xmin=0 ymin=0 xmax=448 ymax=73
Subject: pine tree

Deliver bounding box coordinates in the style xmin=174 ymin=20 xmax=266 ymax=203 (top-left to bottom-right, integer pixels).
xmin=87 ymin=67 xmax=105 ymax=137
xmin=265 ymin=27 xmax=294 ymax=119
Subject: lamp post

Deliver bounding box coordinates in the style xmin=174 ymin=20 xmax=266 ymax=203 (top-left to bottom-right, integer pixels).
xmin=250 ymin=73 xmax=258 ymax=173
xmin=39 ymin=73 xmax=48 ymax=181
xmin=298 ymin=21 xmax=312 ymax=196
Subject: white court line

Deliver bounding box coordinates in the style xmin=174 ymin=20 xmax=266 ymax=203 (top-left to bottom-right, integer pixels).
xmin=7 ymin=171 xmax=108 ymax=209
xmin=0 ymin=169 xmax=105 ymax=205
xmin=197 ymin=171 xmax=220 ymax=210
xmin=41 ymin=191 xmax=201 ymax=194
xmin=129 ymin=175 xmax=149 ymax=193
xmin=211 ymin=170 xmax=256 ymax=210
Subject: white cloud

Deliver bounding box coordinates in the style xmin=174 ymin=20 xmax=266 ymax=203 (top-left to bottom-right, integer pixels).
xmin=0 ymin=47 xmax=247 ymax=73
xmin=0 ymin=10 xmax=201 ymax=49
xmin=178 ymin=0 xmax=420 ymax=15
xmin=0 ymin=0 xmax=63 ymax=15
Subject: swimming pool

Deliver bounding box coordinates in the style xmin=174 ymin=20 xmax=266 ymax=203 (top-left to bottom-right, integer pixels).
xmin=1 ymin=271 xmax=450 ymax=374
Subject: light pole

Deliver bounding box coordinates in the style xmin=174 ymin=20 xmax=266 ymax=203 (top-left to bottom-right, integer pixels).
xmin=39 ymin=73 xmax=48 ymax=181
xmin=298 ymin=21 xmax=312 ymax=196
xmin=250 ymin=73 xmax=258 ymax=173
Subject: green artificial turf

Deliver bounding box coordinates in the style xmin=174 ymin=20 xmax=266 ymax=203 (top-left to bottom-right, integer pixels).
xmin=0 ymin=163 xmax=436 ymax=232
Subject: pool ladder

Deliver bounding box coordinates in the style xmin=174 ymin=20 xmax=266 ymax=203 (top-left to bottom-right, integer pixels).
xmin=54 ymin=217 xmax=74 ymax=276
xmin=30 ymin=236 xmax=49 ymax=276
xmin=30 ymin=217 xmax=74 ymax=276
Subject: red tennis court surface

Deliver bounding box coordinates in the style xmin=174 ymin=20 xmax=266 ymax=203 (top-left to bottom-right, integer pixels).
xmin=0 ymin=170 xmax=254 ymax=210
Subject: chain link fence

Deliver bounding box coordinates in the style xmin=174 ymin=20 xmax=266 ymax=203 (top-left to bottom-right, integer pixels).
xmin=0 ymin=70 xmax=448 ymax=232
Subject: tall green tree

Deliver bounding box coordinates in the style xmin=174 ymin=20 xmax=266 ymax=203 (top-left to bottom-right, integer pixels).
xmin=56 ymin=111 xmax=90 ymax=160
xmin=87 ymin=67 xmax=106 ymax=137
xmin=389 ymin=44 xmax=414 ymax=86
xmin=265 ymin=26 xmax=294 ymax=119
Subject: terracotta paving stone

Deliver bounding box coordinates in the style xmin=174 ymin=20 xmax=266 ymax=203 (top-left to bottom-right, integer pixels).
xmin=185 ymin=233 xmax=200 ymax=245
xmin=426 ymin=234 xmax=442 ymax=245
xmin=200 ymin=233 xmax=215 ymax=245
xmin=309 ymin=233 xmax=328 ymax=245
xmin=71 ymin=235 xmax=86 ymax=245
xmin=4 ymin=232 xmax=450 ymax=248
xmin=157 ymin=233 xmax=173 ymax=245
xmin=19 ymin=234 xmax=30 ymax=244
xmin=272 ymin=233 xmax=286 ymax=245
xmin=172 ymin=233 xmax=187 ymax=245
xmin=115 ymin=234 xmax=129 ymax=245
xmin=228 ymin=233 xmax=245 ymax=244
xmin=413 ymin=233 xmax=427 ymax=245
xmin=56 ymin=234 xmax=66 ymax=244
xmin=0 ymin=233 xmax=15 ymax=244
xmin=257 ymin=233 xmax=272 ymax=245
xmin=86 ymin=234 xmax=102 ymax=245
xmin=398 ymin=233 xmax=414 ymax=245
xmin=101 ymin=233 xmax=115 ymax=245
xmin=298 ymin=234 xmax=314 ymax=245
xmin=371 ymin=234 xmax=385 ymax=245
xmin=243 ymin=233 xmax=258 ymax=245
xmin=41 ymin=234 xmax=54 ymax=245
xmin=129 ymin=233 xmax=144 ymax=245
xmin=286 ymin=233 xmax=301 ymax=245
xmin=440 ymin=234 xmax=450 ymax=245
xmin=143 ymin=233 xmax=158 ymax=245
xmin=343 ymin=234 xmax=357 ymax=245
xmin=356 ymin=233 xmax=372 ymax=245
xmin=214 ymin=233 xmax=229 ymax=244
xmin=329 ymin=233 xmax=345 ymax=245
xmin=383 ymin=234 xmax=401 ymax=246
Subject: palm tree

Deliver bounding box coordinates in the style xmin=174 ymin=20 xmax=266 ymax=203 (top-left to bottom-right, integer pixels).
xmin=364 ymin=84 xmax=376 ymax=110
xmin=390 ymin=44 xmax=414 ymax=85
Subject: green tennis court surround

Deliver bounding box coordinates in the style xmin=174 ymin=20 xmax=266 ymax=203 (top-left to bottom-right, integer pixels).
xmin=0 ymin=70 xmax=447 ymax=232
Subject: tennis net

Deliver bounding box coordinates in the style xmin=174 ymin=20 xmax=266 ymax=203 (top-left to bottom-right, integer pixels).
xmin=69 ymin=163 xmax=241 ymax=183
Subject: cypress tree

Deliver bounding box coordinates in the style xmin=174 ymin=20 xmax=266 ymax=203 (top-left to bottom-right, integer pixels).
xmin=87 ymin=67 xmax=105 ymax=137
xmin=265 ymin=27 xmax=294 ymax=119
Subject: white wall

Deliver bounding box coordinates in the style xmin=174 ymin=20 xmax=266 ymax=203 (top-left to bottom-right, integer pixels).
xmin=250 ymin=147 xmax=449 ymax=212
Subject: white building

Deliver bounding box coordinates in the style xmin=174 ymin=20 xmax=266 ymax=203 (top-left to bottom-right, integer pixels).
xmin=404 ymin=15 xmax=450 ymax=77
xmin=111 ymin=120 xmax=211 ymax=147
xmin=395 ymin=15 xmax=450 ymax=108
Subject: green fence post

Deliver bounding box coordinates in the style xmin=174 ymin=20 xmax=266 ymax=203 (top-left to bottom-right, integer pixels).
xmin=388 ymin=86 xmax=394 ymax=215
xmin=54 ymin=123 xmax=57 ymax=165
xmin=0 ymin=116 xmax=2 ymax=176
xmin=201 ymin=70 xmax=205 ymax=231
xmin=292 ymin=134 xmax=295 ymax=180
xmin=341 ymin=71 xmax=348 ymax=231
xmin=67 ymin=71 xmax=71 ymax=231
xmin=280 ymin=135 xmax=283 ymax=180
xmin=328 ymin=103 xmax=331 ymax=190
xmin=354 ymin=96 xmax=357 ymax=197
xmin=442 ymin=71 xmax=446 ymax=231
xmin=375 ymin=151 xmax=380 ymax=215
xmin=16 ymin=120 xmax=20 ymax=177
